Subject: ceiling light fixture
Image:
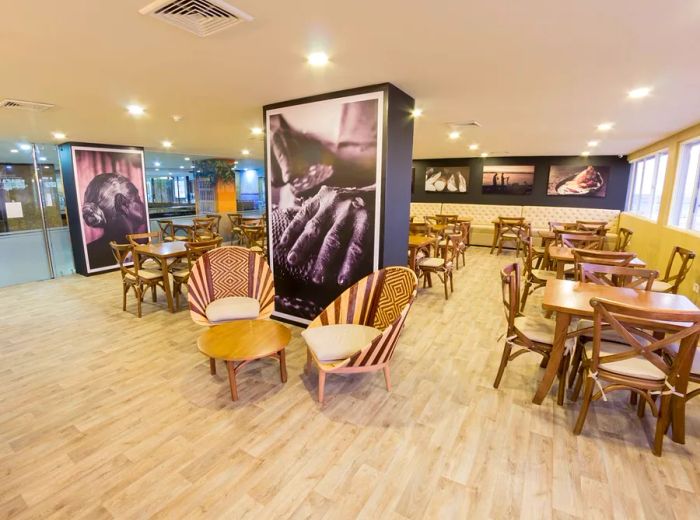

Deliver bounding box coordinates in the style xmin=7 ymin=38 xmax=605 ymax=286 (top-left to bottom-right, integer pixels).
xmin=307 ymin=52 xmax=329 ymax=67
xmin=52 ymin=131 xmax=66 ymax=140
xmin=411 ymin=108 xmax=423 ymax=118
xmin=172 ymin=115 xmax=182 ymax=122
xmin=19 ymin=144 xmax=31 ymax=151
xmin=10 ymin=148 xmax=18 ymax=153
xmin=597 ymin=122 xmax=614 ymax=132
xmin=179 ymin=165 xmax=184 ymax=169
xmin=251 ymin=127 xmax=263 ymax=135
xmin=162 ymin=140 xmax=173 ymax=148
xmin=127 ymin=104 xmax=145 ymax=116
xmin=241 ymin=149 xmax=250 ymax=156
xmin=581 ymin=151 xmax=591 ymax=157
xmin=587 ymin=140 xmax=600 ymax=147
xmin=184 ymin=157 xmax=190 ymax=161
xmin=154 ymin=161 xmax=161 ymax=167
xmin=39 ymin=156 xmax=47 ymax=161
xmin=448 ymin=131 xmax=461 ymax=140
xmin=469 ymin=143 xmax=479 ymax=151
xmin=628 ymin=86 xmax=652 ymax=99
xmin=480 ymin=152 xmax=489 ymax=158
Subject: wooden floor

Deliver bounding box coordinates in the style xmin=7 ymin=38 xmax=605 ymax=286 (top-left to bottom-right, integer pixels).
xmin=1 ymin=247 xmax=699 ymax=519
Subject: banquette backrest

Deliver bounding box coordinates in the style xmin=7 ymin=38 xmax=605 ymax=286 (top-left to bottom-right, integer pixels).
xmin=410 ymin=202 xmax=443 ymax=222
xmin=521 ymin=206 xmax=620 ymax=233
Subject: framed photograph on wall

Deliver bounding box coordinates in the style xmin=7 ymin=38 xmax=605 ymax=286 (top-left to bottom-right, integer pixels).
xmin=547 ymin=165 xmax=609 ymax=197
xmin=70 ymin=146 xmax=149 ymax=273
xmin=481 ymin=165 xmax=534 ymax=195
xmin=265 ymin=89 xmax=384 ymax=325
xmin=425 ymin=166 xmax=469 ymax=193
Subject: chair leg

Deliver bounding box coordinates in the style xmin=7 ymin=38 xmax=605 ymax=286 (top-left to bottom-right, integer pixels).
xmin=568 ymin=343 xmax=583 ymax=388
xmin=383 ymin=365 xmax=391 ymax=391
xmin=443 ymin=275 xmax=449 ymax=300
xmin=449 ymin=271 xmax=454 ymax=293
xmin=304 ymin=349 xmax=311 ymax=375
xmin=318 ymin=371 xmax=326 ymax=404
xmin=151 ymin=284 xmax=157 ymax=302
xmin=637 ymin=394 xmax=646 ymax=418
xmin=653 ymin=394 xmax=672 ymax=456
xmin=571 ymin=364 xmax=585 ymax=402
xmin=122 ymin=284 xmax=128 ymax=311
xmin=520 ymin=281 xmax=532 ymax=312
xmin=493 ymin=340 xmax=513 ymax=389
xmin=557 ymin=352 xmax=570 ymax=406
xmin=136 ymin=286 xmax=142 ymax=318
xmin=573 ymin=376 xmax=595 ymax=434
xmin=630 ymin=391 xmax=638 ymax=406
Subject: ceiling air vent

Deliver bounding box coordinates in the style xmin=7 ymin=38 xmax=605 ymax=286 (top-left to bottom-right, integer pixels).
xmin=0 ymin=99 xmax=55 ymax=112
xmin=139 ymin=0 xmax=253 ymax=37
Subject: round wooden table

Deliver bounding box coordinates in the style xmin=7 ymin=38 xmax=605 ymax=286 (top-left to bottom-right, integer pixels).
xmin=197 ymin=319 xmax=291 ymax=401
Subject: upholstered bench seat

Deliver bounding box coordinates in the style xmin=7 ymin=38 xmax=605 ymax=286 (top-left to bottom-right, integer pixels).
xmin=205 ymin=296 xmax=260 ymax=324
xmin=302 ymin=324 xmax=382 ymax=362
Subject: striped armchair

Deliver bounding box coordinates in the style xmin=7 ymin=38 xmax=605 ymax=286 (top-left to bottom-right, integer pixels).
xmin=302 ymin=266 xmax=418 ymax=404
xmin=187 ymin=246 xmax=275 ymax=326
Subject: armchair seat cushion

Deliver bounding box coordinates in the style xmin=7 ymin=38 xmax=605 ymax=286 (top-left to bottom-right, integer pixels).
xmin=205 ymin=296 xmax=260 ymax=323
xmin=514 ymin=315 xmax=555 ymax=344
xmin=303 ymin=324 xmax=382 ymax=362
xmin=419 ymin=257 xmax=445 ymax=268
xmin=651 ymin=280 xmax=673 ymax=292
xmin=583 ymin=340 xmax=665 ymax=380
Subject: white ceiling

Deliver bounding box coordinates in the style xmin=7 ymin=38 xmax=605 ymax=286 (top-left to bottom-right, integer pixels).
xmin=1 ymin=0 xmax=699 ymax=160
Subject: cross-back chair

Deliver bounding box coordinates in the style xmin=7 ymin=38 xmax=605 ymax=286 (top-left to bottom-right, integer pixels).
xmin=576 ymin=220 xmax=608 ymax=236
xmin=302 ymin=266 xmax=418 ymax=404
xmin=572 ymin=248 xmax=636 ymax=280
xmin=556 ymin=232 xmax=603 ymax=250
xmin=126 ymin=231 xmax=163 ymax=268
xmin=496 ymin=217 xmax=528 ymax=256
xmin=109 ymin=241 xmax=165 ymax=317
xmin=578 ymin=263 xmax=658 ymax=291
xmin=520 ymin=236 xmax=557 ymax=311
xmin=227 ymin=212 xmax=243 ymax=245
xmin=614 ymin=227 xmax=633 ymax=251
xmin=572 ymin=297 xmax=700 ymax=456
xmin=171 ymin=236 xmax=223 ymax=311
xmin=204 ymin=213 xmax=222 ymax=235
xmin=157 ymin=220 xmax=175 ymax=242
xmin=652 ymin=246 xmax=696 ymax=294
xmin=418 ymin=233 xmax=455 ymax=299
xmin=193 ymin=217 xmax=217 ymax=241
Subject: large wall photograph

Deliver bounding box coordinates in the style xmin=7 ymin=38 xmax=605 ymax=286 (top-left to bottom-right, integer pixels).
xmin=265 ymin=91 xmax=384 ymax=324
xmin=482 ymin=165 xmax=534 ymax=195
xmin=547 ymin=165 xmax=609 ymax=197
xmin=71 ymin=146 xmax=148 ymax=273
xmin=425 ymin=166 xmax=469 ymax=193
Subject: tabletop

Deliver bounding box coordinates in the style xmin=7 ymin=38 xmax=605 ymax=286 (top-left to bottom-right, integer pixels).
xmin=547 ymin=245 xmax=646 ymax=266
xmin=542 ymin=279 xmax=698 ymax=316
xmin=133 ymin=241 xmax=188 ymax=258
xmin=408 ymin=234 xmax=436 ymax=247
xmin=198 ymin=320 xmax=291 ymax=361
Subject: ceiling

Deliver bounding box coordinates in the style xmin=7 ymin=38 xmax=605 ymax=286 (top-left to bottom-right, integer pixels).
xmin=1 ymin=0 xmax=699 ymax=160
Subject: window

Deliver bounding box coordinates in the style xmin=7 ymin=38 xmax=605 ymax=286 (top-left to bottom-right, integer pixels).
xmin=669 ymin=139 xmax=700 ymax=232
xmin=626 ymin=150 xmax=668 ymax=220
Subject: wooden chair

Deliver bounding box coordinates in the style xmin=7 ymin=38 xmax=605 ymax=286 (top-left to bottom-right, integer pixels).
xmin=227 ymin=212 xmax=243 ymax=245
xmin=204 ymin=213 xmax=222 ymax=235
xmin=520 ymin=236 xmax=558 ymax=311
xmin=614 ymin=227 xmax=633 ymax=251
xmin=652 ymin=246 xmax=696 ymax=294
xmin=193 ymin=217 xmax=217 ymax=241
xmin=496 ymin=217 xmax=528 ymax=256
xmin=572 ymin=297 xmax=700 ymax=456
xmin=548 ymin=221 xmax=578 ymax=232
xmin=576 ymin=220 xmax=608 ymax=236
xmin=126 ymin=231 xmax=163 ymax=268
xmin=157 ymin=220 xmax=175 ymax=242
xmin=572 ymin=249 xmax=636 ymax=280
xmin=109 ymin=242 xmax=165 ymax=317
xmin=409 ymin=222 xmax=428 ymax=235
xmin=556 ymin=232 xmax=603 ymax=250
xmin=302 ymin=266 xmax=418 ymax=404
xmin=418 ymin=234 xmax=455 ymax=300
xmin=241 ymin=224 xmax=267 ymax=256
xmin=186 ymin=246 xmax=274 ymax=326
xmin=438 ymin=223 xmax=465 ymax=269
xmin=435 ymin=214 xmax=458 ymax=225
xmin=171 ymin=237 xmax=223 ymax=311
xmin=494 ymin=263 xmax=570 ymax=402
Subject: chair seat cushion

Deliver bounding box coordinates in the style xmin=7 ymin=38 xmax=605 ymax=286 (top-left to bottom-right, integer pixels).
xmin=583 ymin=340 xmax=665 ymax=380
xmin=514 ymin=315 xmax=555 ymax=344
xmin=302 ymin=324 xmax=382 ymax=362
xmin=531 ymin=269 xmax=557 ymax=281
xmin=666 ymin=343 xmax=700 ymax=375
xmin=533 ymin=246 xmax=546 ymax=254
xmin=651 ymin=280 xmax=673 ymax=292
xmin=419 ymin=257 xmax=444 ymax=268
xmin=205 ymin=296 xmax=260 ymax=323
xmin=134 ymin=269 xmax=163 ymax=281
xmin=171 ymin=268 xmax=190 ymax=279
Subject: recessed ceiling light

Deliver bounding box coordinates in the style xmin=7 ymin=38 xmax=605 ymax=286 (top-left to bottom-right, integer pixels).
xmin=307 ymin=52 xmax=329 ymax=67
xmin=172 ymin=115 xmax=182 ymax=122
xmin=52 ymin=132 xmax=66 ymax=140
xmin=241 ymin=149 xmax=250 ymax=156
xmin=155 ymin=168 xmax=159 ymax=171
xmin=480 ymin=152 xmax=489 ymax=158
xmin=469 ymin=143 xmax=479 ymax=151
xmin=587 ymin=140 xmax=600 ymax=147
xmin=39 ymin=156 xmax=47 ymax=161
xmin=448 ymin=131 xmax=461 ymax=140
xmin=184 ymin=157 xmax=190 ymax=161
xmin=154 ymin=161 xmax=161 ymax=167
xmin=581 ymin=151 xmax=591 ymax=157
xmin=597 ymin=122 xmax=614 ymax=132
xmin=628 ymin=86 xmax=652 ymax=99
xmin=10 ymin=148 xmax=18 ymax=153
xmin=19 ymin=144 xmax=31 ymax=151
xmin=162 ymin=140 xmax=173 ymax=148
xmin=127 ymin=104 xmax=145 ymax=116
xmin=179 ymin=165 xmax=184 ymax=169
xmin=43 ymin=165 xmax=50 ymax=169
xmin=251 ymin=127 xmax=263 ymax=135
xmin=411 ymin=108 xmax=423 ymax=118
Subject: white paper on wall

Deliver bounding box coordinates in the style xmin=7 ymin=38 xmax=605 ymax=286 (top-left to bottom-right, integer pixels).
xmin=5 ymin=202 xmax=23 ymax=218
xmin=44 ymin=193 xmax=54 ymax=207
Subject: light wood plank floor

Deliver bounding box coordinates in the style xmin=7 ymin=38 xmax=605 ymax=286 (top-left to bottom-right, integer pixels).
xmin=1 ymin=247 xmax=699 ymax=519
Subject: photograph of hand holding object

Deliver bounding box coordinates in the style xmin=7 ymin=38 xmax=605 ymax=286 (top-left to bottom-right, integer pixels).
xmin=266 ymin=92 xmax=383 ymax=323
xmin=424 ymin=166 xmax=469 ymax=193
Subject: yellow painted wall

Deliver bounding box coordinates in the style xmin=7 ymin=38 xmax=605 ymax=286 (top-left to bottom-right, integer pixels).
xmin=215 ymin=180 xmax=237 ymax=212
xmin=620 ymin=121 xmax=700 ymax=305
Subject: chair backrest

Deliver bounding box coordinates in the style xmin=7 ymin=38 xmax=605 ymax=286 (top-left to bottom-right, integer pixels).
xmin=109 ymin=241 xmax=135 ymax=280
xmin=409 ymin=222 xmax=427 ymax=235
xmin=227 ymin=212 xmax=242 ymax=227
xmin=663 ymin=246 xmax=696 ymax=292
xmin=589 ymin=297 xmax=700 ymax=385
xmin=498 ymin=217 xmax=528 ymax=238
xmin=127 ymin=231 xmax=162 ymax=246
xmin=576 ymin=220 xmax=607 ymax=236
xmin=204 ymin=214 xmax=222 ymax=234
xmin=157 ymin=220 xmax=174 ymax=240
xmin=187 ymin=246 xmax=275 ymax=325
xmin=500 ymin=263 xmax=521 ymax=331
xmin=615 ymin=227 xmax=633 ymax=252
xmin=572 ymin=249 xmax=636 ymax=279
xmin=549 ymin=221 xmax=577 ymax=231
xmin=578 ymin=263 xmax=658 ymax=290
xmin=435 ymin=214 xmax=458 ymax=225
xmin=185 ymin=236 xmax=222 ymax=268
xmin=556 ymin=232 xmax=603 ymax=250
xmin=521 ymin=236 xmax=536 ymax=277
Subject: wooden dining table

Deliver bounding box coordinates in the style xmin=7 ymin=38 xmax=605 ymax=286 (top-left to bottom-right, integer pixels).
xmin=537 ymin=279 xmax=699 ymax=416
xmin=490 ymin=218 xmax=530 ymax=253
xmin=132 ymin=241 xmax=188 ymax=313
xmin=408 ymin=234 xmax=438 ymax=271
xmin=547 ymin=244 xmax=646 ymax=279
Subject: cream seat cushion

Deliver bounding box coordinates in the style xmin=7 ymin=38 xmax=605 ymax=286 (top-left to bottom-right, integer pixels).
xmin=419 ymin=257 xmax=445 ymax=268
xmin=302 ymin=324 xmax=382 ymax=362
xmin=514 ymin=315 xmax=555 ymax=344
xmin=126 ymin=269 xmax=163 ymax=281
xmin=583 ymin=340 xmax=665 ymax=380
xmin=205 ymin=296 xmax=260 ymax=323
xmin=651 ymin=280 xmax=673 ymax=292
xmin=531 ymin=269 xmax=557 ymax=281
xmin=666 ymin=344 xmax=700 ymax=375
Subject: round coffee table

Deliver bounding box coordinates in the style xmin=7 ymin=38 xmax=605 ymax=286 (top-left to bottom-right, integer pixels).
xmin=197 ymin=319 xmax=291 ymax=401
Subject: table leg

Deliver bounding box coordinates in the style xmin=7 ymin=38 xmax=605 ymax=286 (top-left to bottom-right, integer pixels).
xmin=226 ymin=361 xmax=239 ymax=401
xmin=556 ymin=259 xmax=565 ymax=279
xmin=533 ymin=311 xmax=571 ymax=405
xmin=490 ymin=223 xmax=500 ymax=254
xmin=670 ymin=336 xmax=694 ymax=444
xmin=160 ymin=257 xmax=175 ymax=312
xmin=408 ymin=246 xmax=416 ymax=272
xmin=209 ymin=358 xmax=216 ymax=375
xmin=279 ymin=349 xmax=288 ymax=383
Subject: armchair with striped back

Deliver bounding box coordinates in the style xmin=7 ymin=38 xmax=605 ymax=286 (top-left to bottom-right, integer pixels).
xmin=302 ymin=266 xmax=418 ymax=404
xmin=186 ymin=246 xmax=274 ymax=326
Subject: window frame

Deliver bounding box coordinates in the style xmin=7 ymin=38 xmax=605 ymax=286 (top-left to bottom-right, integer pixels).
xmin=625 ymin=149 xmax=668 ymax=221
xmin=669 ymin=137 xmax=700 ymax=232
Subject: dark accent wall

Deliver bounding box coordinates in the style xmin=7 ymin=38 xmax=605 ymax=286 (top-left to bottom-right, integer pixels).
xmin=412 ymin=155 xmax=629 ymax=209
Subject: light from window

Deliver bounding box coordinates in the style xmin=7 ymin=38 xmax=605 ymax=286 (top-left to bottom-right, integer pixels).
xmin=626 ymin=150 xmax=668 ymax=221
xmin=669 ymin=139 xmax=700 ymax=231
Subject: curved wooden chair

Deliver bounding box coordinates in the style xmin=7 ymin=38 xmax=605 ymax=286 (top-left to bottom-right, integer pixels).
xmin=614 ymin=227 xmax=633 ymax=251
xmin=109 ymin=242 xmax=165 ymax=318
xmin=302 ymin=266 xmax=418 ymax=404
xmin=520 ymin=236 xmax=557 ymax=311
xmin=186 ymin=246 xmax=274 ymax=326
xmin=652 ymin=246 xmax=696 ymax=294
xmin=495 ymin=217 xmax=528 ymax=256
